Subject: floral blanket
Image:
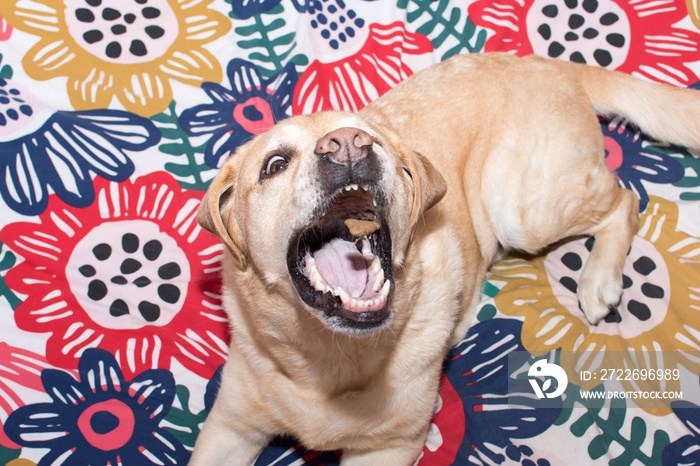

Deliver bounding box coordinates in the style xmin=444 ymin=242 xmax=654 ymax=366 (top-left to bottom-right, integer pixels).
xmin=1 ymin=1 xmax=699 ymax=465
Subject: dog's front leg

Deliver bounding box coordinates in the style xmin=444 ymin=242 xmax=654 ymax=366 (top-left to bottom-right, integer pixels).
xmin=341 ymin=441 xmax=425 ymax=466
xmin=188 ymin=345 xmax=280 ymax=465
xmin=188 ymin=401 xmax=271 ymax=466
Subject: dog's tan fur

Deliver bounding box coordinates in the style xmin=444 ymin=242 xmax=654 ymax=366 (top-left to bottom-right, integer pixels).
xmin=190 ymin=53 xmax=700 ymax=465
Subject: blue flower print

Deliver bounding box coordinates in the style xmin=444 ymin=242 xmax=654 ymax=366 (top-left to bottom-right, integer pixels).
xmin=230 ymin=0 xmax=374 ymax=19
xmin=445 ymin=318 xmax=560 ymax=465
xmin=231 ymin=0 xmax=286 ymax=18
xmin=0 ymin=79 xmax=160 ymax=216
xmin=602 ymin=118 xmax=685 ymax=212
xmin=4 ymin=348 xmax=189 ymax=466
xmin=254 ymin=436 xmax=341 ymax=465
xmin=662 ymin=395 xmax=700 ymax=464
xmin=204 ymin=364 xmax=223 ymax=413
xmin=179 ymin=59 xmax=297 ymax=169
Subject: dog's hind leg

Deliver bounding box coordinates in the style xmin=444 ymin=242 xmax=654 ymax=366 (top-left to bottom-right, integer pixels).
xmin=576 ymin=186 xmax=639 ymax=324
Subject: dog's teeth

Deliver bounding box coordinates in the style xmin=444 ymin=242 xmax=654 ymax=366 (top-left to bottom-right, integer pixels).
xmin=372 ymin=276 xmax=382 ymax=293
xmin=308 ymin=266 xmax=320 ymax=283
xmin=313 ymin=277 xmax=327 ymax=293
xmin=370 ymin=256 xmax=382 ymax=274
xmin=336 ymin=279 xmax=390 ymax=311
xmin=372 ymin=268 xmax=385 ymax=292
xmin=362 ymin=185 xmax=369 ymax=191
xmin=335 ymin=287 xmax=350 ymax=304
xmin=372 ymin=198 xmax=377 ymax=207
xmin=361 ymin=238 xmax=373 ymax=258
xmin=306 ymin=259 xmax=330 ymax=293
xmin=380 ymin=279 xmax=391 ymax=297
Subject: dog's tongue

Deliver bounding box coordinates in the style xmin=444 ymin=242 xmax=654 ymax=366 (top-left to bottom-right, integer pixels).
xmin=313 ymin=238 xmax=368 ymax=297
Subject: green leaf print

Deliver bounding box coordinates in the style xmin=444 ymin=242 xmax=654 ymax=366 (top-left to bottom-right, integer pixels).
xmin=152 ymin=101 xmax=214 ymax=191
xmin=398 ymin=0 xmax=487 ymax=59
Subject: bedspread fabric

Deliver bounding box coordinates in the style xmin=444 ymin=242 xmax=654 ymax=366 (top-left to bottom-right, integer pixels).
xmin=0 ymin=1 xmax=699 ymax=465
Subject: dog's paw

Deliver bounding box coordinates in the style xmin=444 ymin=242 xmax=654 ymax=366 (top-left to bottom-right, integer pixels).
xmin=577 ymin=269 xmax=623 ymax=325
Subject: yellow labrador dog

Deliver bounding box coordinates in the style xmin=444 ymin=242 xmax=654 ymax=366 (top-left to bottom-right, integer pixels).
xmin=190 ymin=53 xmax=700 ymax=465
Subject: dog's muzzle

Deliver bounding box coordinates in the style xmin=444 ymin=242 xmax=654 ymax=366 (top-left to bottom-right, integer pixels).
xmin=286 ymin=127 xmax=394 ymax=333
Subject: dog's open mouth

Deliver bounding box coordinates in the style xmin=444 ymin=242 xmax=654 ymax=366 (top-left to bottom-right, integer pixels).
xmin=287 ymin=184 xmax=393 ymax=331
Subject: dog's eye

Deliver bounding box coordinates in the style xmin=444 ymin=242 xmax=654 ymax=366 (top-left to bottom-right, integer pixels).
xmin=263 ymin=154 xmax=289 ymax=176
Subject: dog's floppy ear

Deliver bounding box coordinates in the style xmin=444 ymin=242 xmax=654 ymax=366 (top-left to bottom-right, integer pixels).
xmin=197 ymin=162 xmax=247 ymax=268
xmin=403 ymin=148 xmax=447 ymax=226
xmin=369 ymin=121 xmax=446 ymax=223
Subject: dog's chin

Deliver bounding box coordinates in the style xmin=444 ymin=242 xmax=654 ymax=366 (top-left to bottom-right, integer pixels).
xmin=286 ymin=184 xmax=395 ymax=335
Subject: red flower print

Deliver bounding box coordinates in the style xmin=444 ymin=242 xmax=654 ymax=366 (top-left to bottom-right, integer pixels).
xmin=293 ymin=21 xmax=433 ymax=113
xmin=0 ymin=15 xmax=11 ymax=41
xmin=0 ymin=344 xmax=49 ymax=449
xmin=469 ymin=0 xmax=700 ymax=86
xmin=418 ymin=373 xmax=465 ymax=465
xmin=0 ymin=172 xmax=228 ymax=379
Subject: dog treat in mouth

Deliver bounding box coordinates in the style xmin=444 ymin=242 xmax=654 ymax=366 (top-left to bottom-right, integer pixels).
xmin=344 ymin=219 xmax=380 ymax=237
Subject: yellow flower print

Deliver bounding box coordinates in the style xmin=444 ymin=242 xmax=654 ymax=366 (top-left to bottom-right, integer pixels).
xmin=491 ymin=196 xmax=700 ymax=414
xmin=0 ymin=0 xmax=230 ymax=116
xmin=688 ymin=0 xmax=700 ymax=30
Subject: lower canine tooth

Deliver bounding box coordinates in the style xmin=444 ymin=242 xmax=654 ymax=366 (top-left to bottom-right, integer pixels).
xmin=313 ymin=278 xmax=326 ymax=292
xmin=335 ymin=287 xmax=350 ymax=304
xmin=308 ymin=268 xmax=320 ymax=284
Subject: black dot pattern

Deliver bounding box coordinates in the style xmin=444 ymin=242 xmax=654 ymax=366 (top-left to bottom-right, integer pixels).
xmin=561 ymin=252 xmax=582 ymax=271
xmin=72 ymin=0 xmax=170 ymax=60
xmin=628 ymin=299 xmax=651 ymax=321
xmin=0 ymin=77 xmax=36 ymax=127
xmin=93 ymin=243 xmax=112 ymax=260
xmin=120 ymin=258 xmax=142 ymax=274
xmin=138 ymin=301 xmax=160 ymax=322
xmin=143 ymin=240 xmax=163 ymax=261
xmin=110 ymin=299 xmax=129 ymax=317
xmin=633 ymin=256 xmax=656 ymax=275
xmin=534 ymin=0 xmax=627 ymax=67
xmin=553 ymin=237 xmax=666 ymax=324
xmin=77 ymin=232 xmax=186 ymax=323
xmin=158 ymin=262 xmax=181 ymax=280
xmin=604 ymin=307 xmax=621 ymax=323
xmin=79 ymin=265 xmax=96 ymax=277
xmin=158 ymin=284 xmax=181 ymax=304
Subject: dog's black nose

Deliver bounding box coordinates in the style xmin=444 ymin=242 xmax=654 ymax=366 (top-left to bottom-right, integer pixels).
xmin=315 ymin=127 xmax=373 ymax=167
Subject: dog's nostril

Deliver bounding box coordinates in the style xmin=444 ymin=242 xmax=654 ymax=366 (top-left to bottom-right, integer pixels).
xmin=315 ymin=127 xmax=373 ymax=166
xmin=351 ymin=129 xmax=373 ymax=149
